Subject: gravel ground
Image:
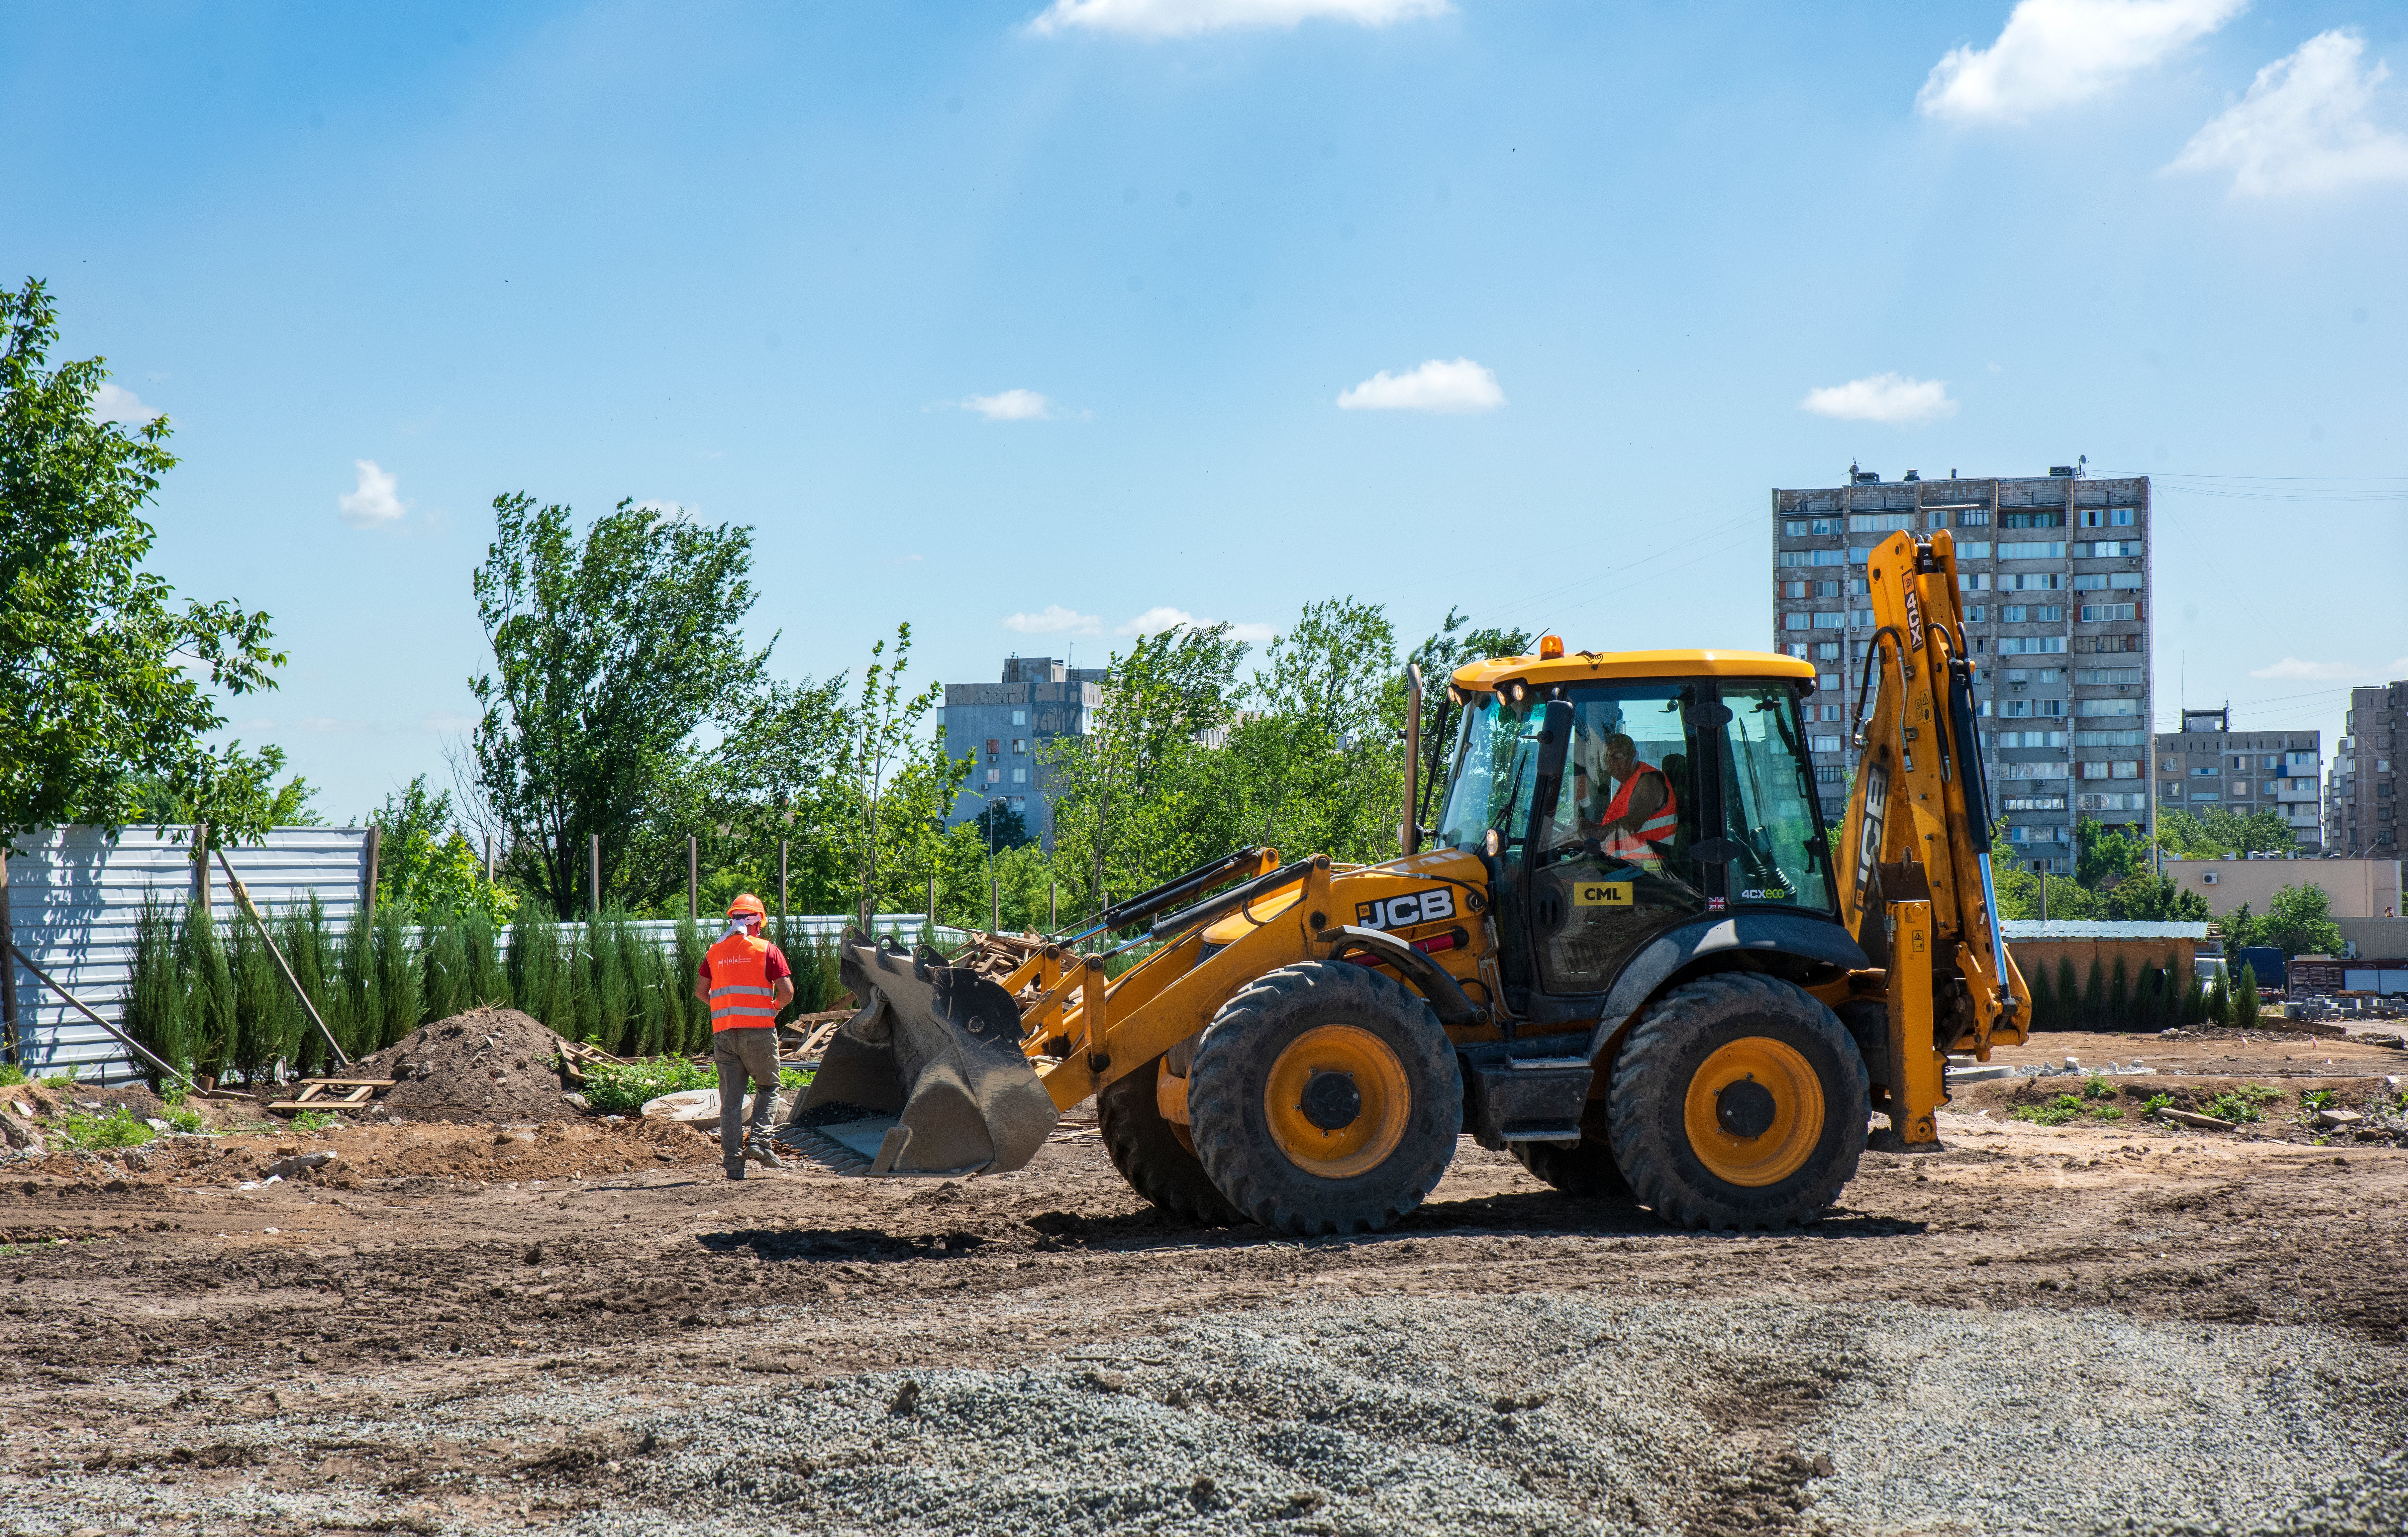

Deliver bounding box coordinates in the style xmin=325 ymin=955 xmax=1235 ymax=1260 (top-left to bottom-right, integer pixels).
xmin=9 ymin=1294 xmax=2401 ymax=1536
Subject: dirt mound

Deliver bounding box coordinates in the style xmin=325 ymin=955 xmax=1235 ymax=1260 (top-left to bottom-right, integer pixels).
xmin=349 ymin=1007 xmax=583 ymax=1124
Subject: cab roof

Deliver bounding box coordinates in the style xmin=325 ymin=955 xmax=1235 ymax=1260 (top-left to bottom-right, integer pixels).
xmin=1450 ymin=647 xmax=1815 ymax=694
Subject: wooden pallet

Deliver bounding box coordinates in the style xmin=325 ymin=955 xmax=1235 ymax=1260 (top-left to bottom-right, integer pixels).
xmin=555 ymin=1040 xmax=627 ymax=1085
xmin=268 ymin=1078 xmax=394 ymax=1113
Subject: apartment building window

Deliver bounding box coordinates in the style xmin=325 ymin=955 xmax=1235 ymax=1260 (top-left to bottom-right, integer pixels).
xmin=2076 ymin=667 xmax=2143 ymax=684
xmin=2071 ymin=540 xmax=2142 ymax=558
xmin=1783 ymin=520 xmax=1811 ymax=536
xmin=2190 ymin=787 xmax=2218 ymax=800
xmin=1817 ymin=671 xmax=1840 ymax=691
xmin=1957 ymin=541 xmax=1991 ymax=557
xmin=1998 ymin=541 xmax=2066 ymax=560
xmin=1785 ymin=643 xmax=1809 ymax=658
xmin=1964 ymin=606 xmax=1986 ymax=622
xmin=985 ymin=768 xmax=1001 ymax=784
xmin=1818 ymin=704 xmax=1844 ymax=722
xmin=1009 ymin=796 xmax=1027 ymax=814
xmin=2077 ymin=698 xmax=2139 ymax=718
xmin=2079 ymin=602 xmax=2140 ymax=622
xmin=1012 ymin=738 xmax=1027 ymax=755
xmin=1783 ymin=581 xmax=1809 ymax=598
xmin=2077 ymin=762 xmax=2108 ymax=780
xmin=985 ymin=738 xmax=1000 ymax=758
xmin=1814 ymin=642 xmax=1841 ymax=661
xmin=1814 ymin=765 xmax=1844 ymax=783
xmin=1809 ymin=735 xmax=1844 ymax=754
xmin=2077 ymin=507 xmax=2138 ymax=528
xmin=1848 ymin=608 xmax=1875 ymax=627
xmin=2003 ymin=795 xmax=2067 ymax=811
xmin=2111 ymin=761 xmax=2140 ymax=779
xmin=1012 ymin=767 xmax=1028 ymax=784
xmin=2000 ymin=572 xmax=2061 ymax=591
xmin=1812 ymin=580 xmax=1840 ymax=597
xmin=1847 ymin=577 xmax=1869 ymax=596
xmin=2192 ymin=766 xmax=2218 ymax=776
xmin=1995 ymin=636 xmax=2067 ymax=655
xmin=1848 ymin=512 xmax=1916 ymax=533
xmin=2073 ymin=634 xmax=2142 ymax=654
xmin=2075 ymin=730 xmax=2147 ymax=747
xmin=1011 ymin=709 xmax=1027 ymax=726
xmin=1999 ymin=604 xmax=2065 ymax=623
xmin=1812 ymin=612 xmax=1844 ymax=629
xmin=1959 ymin=572 xmax=1990 ymax=591
xmin=2231 ymin=780 xmax=2250 ymax=796
xmin=2001 ymin=510 xmax=2067 ymax=528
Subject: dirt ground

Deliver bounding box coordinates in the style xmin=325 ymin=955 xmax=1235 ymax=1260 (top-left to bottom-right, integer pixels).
xmin=2 ymin=1024 xmax=2404 ymax=1533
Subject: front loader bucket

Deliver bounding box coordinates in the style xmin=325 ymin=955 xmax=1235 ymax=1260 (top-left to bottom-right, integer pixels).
xmin=778 ymin=929 xmax=1057 ymax=1176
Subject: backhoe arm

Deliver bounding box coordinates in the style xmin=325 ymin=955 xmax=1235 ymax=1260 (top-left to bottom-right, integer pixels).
xmin=1834 ymin=530 xmax=2029 ymax=1143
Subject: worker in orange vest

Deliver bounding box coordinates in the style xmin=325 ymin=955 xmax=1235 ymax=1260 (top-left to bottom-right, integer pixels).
xmin=692 ymin=893 xmax=797 ymax=1179
xmin=1584 ymin=732 xmax=1679 ymax=867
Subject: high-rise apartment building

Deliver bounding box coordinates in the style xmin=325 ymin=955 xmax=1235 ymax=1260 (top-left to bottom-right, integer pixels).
xmin=2151 ymin=707 xmax=2321 ymax=849
xmin=941 ymin=656 xmax=1107 ymax=851
xmin=2326 ymin=680 xmax=2404 ymax=858
xmin=1771 ymin=466 xmax=2152 ymax=875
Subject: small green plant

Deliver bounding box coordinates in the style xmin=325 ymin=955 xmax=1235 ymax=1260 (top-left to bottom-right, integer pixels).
xmin=578 ymin=1056 xmax=816 ymax=1116
xmin=2012 ymin=1094 xmax=2087 ymax=1127
xmin=2091 ymin=1106 xmax=2124 ymax=1121
xmin=290 ymin=1110 xmax=343 ymax=1133
xmin=0 ymin=1065 xmax=25 ymax=1088
xmin=2201 ymin=1084 xmax=2280 ymax=1124
xmin=2079 ymin=1075 xmax=2117 ymax=1101
xmin=2141 ymin=1092 xmax=2173 ymax=1118
xmin=2300 ymin=1088 xmax=2335 ymax=1113
xmin=39 ymin=1067 xmax=78 ymax=1088
xmin=165 ymin=1108 xmax=205 ymax=1134
xmin=53 ymin=1105 xmax=155 ymax=1151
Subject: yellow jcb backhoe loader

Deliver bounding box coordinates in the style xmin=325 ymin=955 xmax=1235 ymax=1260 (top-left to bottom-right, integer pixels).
xmin=785 ymin=528 xmax=2026 ymax=1231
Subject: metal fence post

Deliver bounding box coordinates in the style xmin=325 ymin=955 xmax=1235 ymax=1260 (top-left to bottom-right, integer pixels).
xmin=0 ymin=848 xmax=20 ymax=1066
xmin=588 ymin=833 xmax=602 ymax=917
xmin=687 ymin=834 xmax=698 ymax=920
xmin=359 ymin=823 xmax=379 ymax=921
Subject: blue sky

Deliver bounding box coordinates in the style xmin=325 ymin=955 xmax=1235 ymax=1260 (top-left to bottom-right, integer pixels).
xmin=11 ymin=0 xmax=2406 ymax=822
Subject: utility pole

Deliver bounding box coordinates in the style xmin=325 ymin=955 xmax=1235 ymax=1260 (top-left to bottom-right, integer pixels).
xmin=358 ymin=823 xmax=378 ymax=922
xmin=778 ymin=839 xmax=789 ymax=922
xmin=483 ymin=832 xmax=494 ymax=884
xmin=1049 ymin=878 xmax=1057 ymax=935
xmin=588 ymin=834 xmax=601 ymax=919
xmin=686 ymin=834 xmax=698 ymax=920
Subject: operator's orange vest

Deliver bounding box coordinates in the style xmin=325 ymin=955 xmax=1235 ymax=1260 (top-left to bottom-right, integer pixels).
xmin=1600 ymin=761 xmax=1679 ymax=864
xmin=704 ymin=931 xmax=779 ymax=1032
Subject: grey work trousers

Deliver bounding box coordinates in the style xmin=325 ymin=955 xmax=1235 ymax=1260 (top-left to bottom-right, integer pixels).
xmin=713 ymin=1027 xmax=781 ymax=1161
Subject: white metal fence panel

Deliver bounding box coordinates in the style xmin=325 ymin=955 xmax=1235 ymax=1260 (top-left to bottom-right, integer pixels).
xmin=2 ymin=826 xmax=372 ymax=1083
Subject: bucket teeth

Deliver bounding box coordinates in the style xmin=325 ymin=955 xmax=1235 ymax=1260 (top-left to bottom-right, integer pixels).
xmin=785 ymin=928 xmax=1058 ymax=1176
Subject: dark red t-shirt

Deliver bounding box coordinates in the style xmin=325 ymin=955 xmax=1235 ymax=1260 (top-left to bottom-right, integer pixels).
xmin=697 ymin=943 xmax=791 ymax=987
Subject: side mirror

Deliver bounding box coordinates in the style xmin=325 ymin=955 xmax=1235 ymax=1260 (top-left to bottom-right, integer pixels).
xmin=1525 ymin=699 xmax=1575 ymax=847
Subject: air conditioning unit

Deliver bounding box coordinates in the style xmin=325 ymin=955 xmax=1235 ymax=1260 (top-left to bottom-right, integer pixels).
xmin=2202 ymin=871 xmax=2219 ymax=885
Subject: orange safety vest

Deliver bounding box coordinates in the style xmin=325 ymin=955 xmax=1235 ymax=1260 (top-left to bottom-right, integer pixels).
xmin=1599 ymin=760 xmax=1678 ymax=865
xmin=704 ymin=931 xmax=780 ymax=1032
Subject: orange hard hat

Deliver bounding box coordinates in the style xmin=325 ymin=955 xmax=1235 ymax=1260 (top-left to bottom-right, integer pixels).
xmin=727 ymin=893 xmax=767 ymax=919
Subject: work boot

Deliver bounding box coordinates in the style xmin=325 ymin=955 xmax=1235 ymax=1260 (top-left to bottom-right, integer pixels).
xmin=744 ymin=1136 xmax=786 ymax=1170
xmin=723 ymin=1155 xmax=748 ymax=1181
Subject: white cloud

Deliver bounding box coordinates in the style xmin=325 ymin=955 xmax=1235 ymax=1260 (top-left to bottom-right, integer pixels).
xmin=2249 ymin=656 xmax=2377 ymax=681
xmin=1004 ymin=605 xmax=1103 ymax=636
xmin=1117 ymin=607 xmax=1277 ymax=644
xmin=962 ymin=388 xmax=1054 ymax=421
xmin=1797 ymin=373 xmax=1958 ymax=425
xmin=2168 ymin=30 xmax=2408 ymax=195
xmin=337 ymin=459 xmax=407 ymax=528
xmin=1029 ymin=0 xmax=1445 ymax=38
xmin=1918 ymin=0 xmax=2245 ymax=124
xmin=419 ymin=712 xmax=479 ymax=733
xmin=90 ymin=382 xmax=162 ymax=425
xmin=1335 ymin=357 xmax=1504 ymax=414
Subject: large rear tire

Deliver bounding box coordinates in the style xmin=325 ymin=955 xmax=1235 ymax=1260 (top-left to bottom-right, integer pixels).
xmin=1187 ymin=962 xmax=1462 ymax=1236
xmin=1510 ymin=1100 xmax=1631 ymax=1198
xmin=1606 ymin=973 xmax=1867 ymax=1231
xmin=1098 ymin=1055 xmax=1241 ymax=1226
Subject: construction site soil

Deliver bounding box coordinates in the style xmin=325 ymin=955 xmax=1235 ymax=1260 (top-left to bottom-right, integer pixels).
xmin=3 ymin=1024 xmax=2403 ymax=1534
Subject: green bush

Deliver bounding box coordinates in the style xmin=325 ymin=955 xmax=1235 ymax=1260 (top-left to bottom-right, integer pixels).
xmin=2079 ymin=1074 xmax=2116 ymax=1101
xmin=291 ymin=1109 xmax=343 ymax=1133
xmin=2011 ymin=1094 xmax=2086 ymax=1126
xmin=0 ymin=1066 xmax=23 ymax=1088
xmin=2202 ymin=1084 xmax=2280 ymax=1124
xmin=165 ymin=1107 xmax=204 ymax=1134
xmin=54 ymin=1105 xmax=154 ymax=1150
xmin=580 ymin=1056 xmax=813 ymax=1117
xmin=2141 ymin=1092 xmax=2173 ymax=1118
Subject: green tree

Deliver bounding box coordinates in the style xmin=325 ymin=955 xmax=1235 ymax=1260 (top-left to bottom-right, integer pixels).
xmin=831 ymin=623 xmax=965 ymax=925
xmin=972 ymin=799 xmax=1034 ymax=852
xmin=368 ymin=775 xmax=513 ymax=922
xmin=2075 ymin=817 xmax=2150 ymax=890
xmin=2102 ymin=872 xmax=2212 ymax=922
xmin=468 ymin=493 xmax=769 ymax=914
xmin=2220 ymin=901 xmax=2260 ymax=953
xmin=2232 ymin=963 xmax=2261 ymax=1030
xmin=1229 ymin=596 xmax=1406 ymax=865
xmin=2257 ymin=882 xmax=2344 ymax=958
xmin=2156 ymin=807 xmax=2297 ymax=860
xmin=1 ymin=277 xmax=292 ymax=845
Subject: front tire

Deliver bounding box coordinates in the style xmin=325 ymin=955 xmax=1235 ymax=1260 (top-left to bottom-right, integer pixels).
xmin=1098 ymin=1055 xmax=1241 ymax=1225
xmin=1187 ymin=962 xmax=1462 ymax=1236
xmin=1606 ymin=973 xmax=1867 ymax=1231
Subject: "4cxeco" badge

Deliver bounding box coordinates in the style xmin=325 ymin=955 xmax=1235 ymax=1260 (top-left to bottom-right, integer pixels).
xmin=1354 ymin=887 xmax=1457 ymax=931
